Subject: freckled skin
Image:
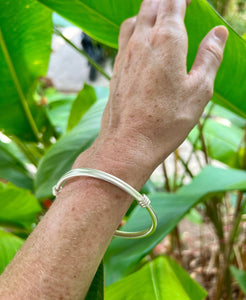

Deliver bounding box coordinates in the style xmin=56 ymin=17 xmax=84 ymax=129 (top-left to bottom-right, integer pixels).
xmin=0 ymin=1 xmax=228 ymax=299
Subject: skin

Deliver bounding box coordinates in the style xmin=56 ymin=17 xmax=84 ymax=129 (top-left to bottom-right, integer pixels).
xmin=0 ymin=0 xmax=228 ymax=299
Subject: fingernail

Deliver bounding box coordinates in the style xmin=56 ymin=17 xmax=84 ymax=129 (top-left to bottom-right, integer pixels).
xmin=214 ymin=26 xmax=229 ymax=43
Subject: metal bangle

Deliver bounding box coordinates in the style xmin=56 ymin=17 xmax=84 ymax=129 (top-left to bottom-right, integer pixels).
xmin=53 ymin=168 xmax=158 ymax=239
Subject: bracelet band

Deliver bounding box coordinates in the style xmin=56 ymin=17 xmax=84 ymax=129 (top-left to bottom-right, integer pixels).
xmin=52 ymin=168 xmax=158 ymax=239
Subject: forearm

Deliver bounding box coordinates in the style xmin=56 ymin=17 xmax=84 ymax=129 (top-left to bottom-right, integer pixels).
xmin=0 ymin=137 xmax=152 ymax=300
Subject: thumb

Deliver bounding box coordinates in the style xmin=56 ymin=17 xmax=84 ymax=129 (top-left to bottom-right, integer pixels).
xmin=189 ymin=26 xmax=228 ymax=84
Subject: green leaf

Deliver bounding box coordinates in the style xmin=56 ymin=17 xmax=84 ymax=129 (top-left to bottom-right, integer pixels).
xmin=230 ymin=265 xmax=246 ymax=295
xmin=105 ymin=256 xmax=207 ymax=300
xmin=86 ymin=261 xmax=104 ymax=300
xmin=0 ymin=229 xmax=24 ymax=274
xmin=185 ymin=0 xmax=246 ymax=117
xmin=46 ymin=91 xmax=76 ymax=135
xmin=46 ymin=87 xmax=108 ymax=136
xmin=206 ymin=102 xmax=246 ymax=128
xmin=67 ymin=84 xmax=97 ymax=132
xmin=105 ymin=166 xmax=246 ymax=285
xmin=0 ymin=0 xmax=52 ymax=140
xmin=37 ymin=0 xmax=246 ymax=116
xmin=188 ymin=119 xmax=244 ymax=168
xmin=35 ymin=98 xmax=107 ymax=200
xmin=37 ymin=0 xmax=135 ymax=48
xmin=0 ymin=182 xmax=42 ymax=230
xmin=0 ymin=140 xmax=33 ymax=190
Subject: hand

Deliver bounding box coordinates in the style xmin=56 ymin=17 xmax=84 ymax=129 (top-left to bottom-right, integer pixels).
xmin=97 ymin=0 xmax=228 ymax=172
xmin=0 ymin=3 xmax=229 ymax=297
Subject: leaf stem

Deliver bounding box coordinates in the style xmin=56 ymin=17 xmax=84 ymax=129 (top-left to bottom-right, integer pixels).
xmin=215 ymin=196 xmax=245 ymax=300
xmin=198 ymin=121 xmax=209 ymax=165
xmin=178 ymin=154 xmax=194 ymax=179
xmin=0 ymin=29 xmax=41 ymax=142
xmin=10 ymin=135 xmax=40 ymax=167
xmin=205 ymin=195 xmax=225 ymax=253
xmin=173 ymin=150 xmax=178 ymax=192
xmin=54 ymin=28 xmax=111 ymax=81
xmin=162 ymin=160 xmax=183 ymax=264
xmin=185 ymin=103 xmax=214 ymax=169
xmin=162 ymin=161 xmax=171 ymax=193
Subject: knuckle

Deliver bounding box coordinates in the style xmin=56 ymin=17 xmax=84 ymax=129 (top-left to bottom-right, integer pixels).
xmin=201 ymin=78 xmax=214 ymax=99
xmin=151 ymin=24 xmax=183 ymax=45
xmin=204 ymin=42 xmax=223 ymax=63
xmin=128 ymin=35 xmax=143 ymax=49
xmin=154 ymin=16 xmax=184 ymax=35
xmin=120 ymin=18 xmax=134 ymax=31
xmin=164 ymin=15 xmax=183 ymax=28
xmin=140 ymin=0 xmax=156 ymax=10
xmin=138 ymin=0 xmax=149 ymax=18
xmin=154 ymin=28 xmax=172 ymax=41
xmin=140 ymin=0 xmax=148 ymax=10
xmin=139 ymin=0 xmax=159 ymax=18
xmin=119 ymin=17 xmax=136 ymax=47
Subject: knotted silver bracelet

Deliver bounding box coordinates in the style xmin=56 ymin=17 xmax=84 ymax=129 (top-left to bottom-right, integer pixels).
xmin=53 ymin=168 xmax=158 ymax=239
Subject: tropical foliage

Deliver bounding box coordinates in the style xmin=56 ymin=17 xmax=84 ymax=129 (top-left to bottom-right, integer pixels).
xmin=1 ymin=0 xmax=246 ymax=299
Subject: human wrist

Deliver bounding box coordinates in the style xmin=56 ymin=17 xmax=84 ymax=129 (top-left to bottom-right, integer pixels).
xmin=72 ymin=132 xmax=154 ymax=191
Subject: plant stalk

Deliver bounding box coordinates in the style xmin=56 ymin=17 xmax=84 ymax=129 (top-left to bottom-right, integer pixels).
xmin=182 ymin=103 xmax=214 ymax=180
xmin=220 ymin=0 xmax=232 ymax=16
xmin=162 ymin=160 xmax=183 ymax=263
xmin=178 ymin=154 xmax=194 ymax=181
xmin=205 ymin=196 xmax=225 ymax=254
xmin=162 ymin=161 xmax=171 ymax=192
xmin=54 ymin=28 xmax=111 ymax=81
xmin=173 ymin=150 xmax=179 ymax=192
xmin=215 ymin=196 xmax=245 ymax=300
xmin=11 ymin=136 xmax=39 ymax=167
xmin=215 ymin=126 xmax=246 ymax=299
xmin=198 ymin=121 xmax=209 ymax=165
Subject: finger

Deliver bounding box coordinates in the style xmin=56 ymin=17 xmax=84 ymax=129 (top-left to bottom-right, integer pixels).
xmin=189 ymin=26 xmax=228 ymax=86
xmin=156 ymin=0 xmax=190 ymax=25
xmin=153 ymin=0 xmax=190 ymax=69
xmin=135 ymin=0 xmax=160 ymax=30
xmin=118 ymin=17 xmax=136 ymax=52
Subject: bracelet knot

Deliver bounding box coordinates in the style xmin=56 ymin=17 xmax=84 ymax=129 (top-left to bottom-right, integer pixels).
xmin=138 ymin=194 xmax=151 ymax=208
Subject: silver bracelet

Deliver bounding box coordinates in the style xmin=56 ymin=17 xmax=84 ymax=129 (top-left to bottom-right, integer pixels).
xmin=53 ymin=168 xmax=158 ymax=239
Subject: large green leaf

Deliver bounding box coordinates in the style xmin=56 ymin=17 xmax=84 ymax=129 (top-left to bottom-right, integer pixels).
xmin=0 ymin=229 xmax=24 ymax=274
xmin=37 ymin=0 xmax=246 ymax=116
xmin=188 ymin=118 xmax=244 ymax=168
xmin=185 ymin=0 xmax=246 ymax=117
xmin=105 ymin=256 xmax=207 ymax=300
xmin=35 ymin=97 xmax=107 ymax=200
xmin=0 ymin=182 xmax=42 ymax=230
xmin=0 ymin=0 xmax=52 ymax=140
xmin=38 ymin=0 xmax=133 ymax=48
xmin=105 ymin=166 xmax=246 ymax=285
xmin=0 ymin=140 xmax=33 ymax=190
xmin=230 ymin=265 xmax=246 ymax=295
